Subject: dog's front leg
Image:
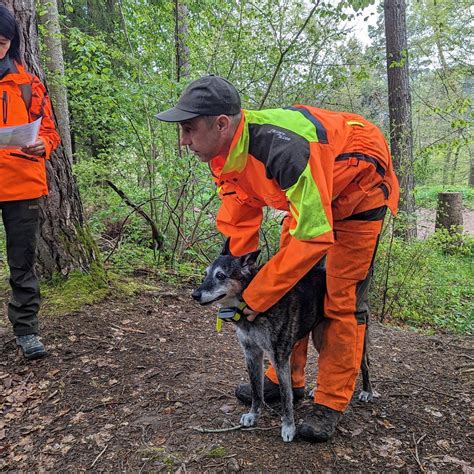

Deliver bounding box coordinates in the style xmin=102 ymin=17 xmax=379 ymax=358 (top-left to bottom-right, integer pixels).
xmin=273 ymin=357 xmax=296 ymax=442
xmin=240 ymin=345 xmax=264 ymax=427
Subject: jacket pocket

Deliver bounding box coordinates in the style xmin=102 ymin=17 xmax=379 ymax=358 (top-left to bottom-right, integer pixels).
xmin=10 ymin=152 xmax=39 ymax=162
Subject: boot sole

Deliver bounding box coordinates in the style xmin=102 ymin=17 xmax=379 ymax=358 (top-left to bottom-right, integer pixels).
xmin=17 ymin=346 xmax=48 ymax=360
xmin=298 ymin=428 xmax=332 ymax=443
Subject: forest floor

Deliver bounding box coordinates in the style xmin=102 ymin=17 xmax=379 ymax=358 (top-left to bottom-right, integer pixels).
xmin=1 ymin=274 xmax=473 ymax=472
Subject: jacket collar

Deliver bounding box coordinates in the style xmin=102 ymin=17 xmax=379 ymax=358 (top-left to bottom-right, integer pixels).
xmin=210 ymin=110 xmax=250 ymax=178
xmin=0 ymin=60 xmax=31 ymax=84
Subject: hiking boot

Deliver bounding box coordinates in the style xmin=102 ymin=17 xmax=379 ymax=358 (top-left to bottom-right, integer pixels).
xmin=298 ymin=403 xmax=342 ymax=442
xmin=235 ymin=376 xmax=305 ymax=405
xmin=16 ymin=334 xmax=47 ymax=360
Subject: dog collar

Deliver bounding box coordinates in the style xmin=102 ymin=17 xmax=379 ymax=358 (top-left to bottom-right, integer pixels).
xmin=215 ymin=302 xmax=247 ymax=332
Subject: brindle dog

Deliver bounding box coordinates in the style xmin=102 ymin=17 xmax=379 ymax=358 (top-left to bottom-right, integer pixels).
xmin=192 ymin=249 xmax=372 ymax=442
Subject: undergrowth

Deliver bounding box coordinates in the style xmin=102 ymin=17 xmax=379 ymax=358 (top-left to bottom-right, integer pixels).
xmin=372 ymin=231 xmax=473 ymax=334
xmin=415 ymin=185 xmax=474 ymax=210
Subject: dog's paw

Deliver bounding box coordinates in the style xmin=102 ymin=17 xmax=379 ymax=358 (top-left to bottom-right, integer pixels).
xmin=240 ymin=413 xmax=259 ymax=427
xmin=281 ymin=422 xmax=296 ymax=442
xmin=358 ymin=390 xmax=373 ymax=402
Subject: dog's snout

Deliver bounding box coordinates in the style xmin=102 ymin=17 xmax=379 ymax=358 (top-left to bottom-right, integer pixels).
xmin=191 ymin=289 xmax=202 ymax=301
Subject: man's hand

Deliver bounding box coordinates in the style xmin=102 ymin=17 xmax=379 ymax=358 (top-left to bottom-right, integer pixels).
xmin=21 ymin=138 xmax=45 ymax=157
xmin=243 ymin=306 xmax=260 ymax=322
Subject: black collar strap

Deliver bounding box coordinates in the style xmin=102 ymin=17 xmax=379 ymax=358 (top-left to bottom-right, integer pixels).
xmin=216 ymin=302 xmax=247 ymax=332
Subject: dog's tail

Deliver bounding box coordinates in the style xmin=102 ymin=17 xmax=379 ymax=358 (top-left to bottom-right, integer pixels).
xmin=311 ymin=320 xmax=326 ymax=353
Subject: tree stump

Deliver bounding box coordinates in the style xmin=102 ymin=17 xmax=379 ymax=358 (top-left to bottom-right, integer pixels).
xmin=435 ymin=192 xmax=463 ymax=235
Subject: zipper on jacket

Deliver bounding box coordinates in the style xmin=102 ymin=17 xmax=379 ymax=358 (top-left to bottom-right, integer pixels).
xmin=2 ymin=91 xmax=7 ymax=124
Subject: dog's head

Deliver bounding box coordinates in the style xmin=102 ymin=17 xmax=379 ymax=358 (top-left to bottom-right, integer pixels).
xmin=192 ymin=249 xmax=261 ymax=306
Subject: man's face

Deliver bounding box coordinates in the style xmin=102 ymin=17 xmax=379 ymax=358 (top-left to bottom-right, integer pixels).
xmin=179 ymin=116 xmax=232 ymax=162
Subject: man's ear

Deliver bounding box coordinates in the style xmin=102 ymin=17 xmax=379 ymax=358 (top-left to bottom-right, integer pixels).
xmin=216 ymin=115 xmax=231 ymax=132
xmin=240 ymin=250 xmax=261 ymax=269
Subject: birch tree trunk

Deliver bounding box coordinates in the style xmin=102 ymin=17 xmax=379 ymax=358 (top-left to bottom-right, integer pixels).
xmin=384 ymin=0 xmax=417 ymax=240
xmin=37 ymin=0 xmax=73 ymax=161
xmin=2 ymin=0 xmax=100 ymax=278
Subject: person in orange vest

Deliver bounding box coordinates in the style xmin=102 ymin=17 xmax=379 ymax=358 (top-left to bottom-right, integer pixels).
xmin=0 ymin=6 xmax=60 ymax=359
xmin=157 ymin=76 xmax=399 ymax=441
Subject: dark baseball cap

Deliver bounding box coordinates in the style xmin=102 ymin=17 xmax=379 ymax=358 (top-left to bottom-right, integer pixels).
xmin=156 ymin=75 xmax=241 ymax=122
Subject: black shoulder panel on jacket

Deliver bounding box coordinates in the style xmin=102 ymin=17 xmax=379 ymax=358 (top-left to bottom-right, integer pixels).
xmin=248 ymin=123 xmax=310 ymax=190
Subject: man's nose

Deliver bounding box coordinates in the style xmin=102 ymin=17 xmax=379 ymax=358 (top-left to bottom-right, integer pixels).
xmin=179 ymin=134 xmax=190 ymax=147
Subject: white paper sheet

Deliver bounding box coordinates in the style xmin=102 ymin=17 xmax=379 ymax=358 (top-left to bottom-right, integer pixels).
xmin=0 ymin=117 xmax=42 ymax=149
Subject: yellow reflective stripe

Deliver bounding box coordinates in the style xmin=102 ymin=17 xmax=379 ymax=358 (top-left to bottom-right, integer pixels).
xmin=222 ymin=120 xmax=249 ymax=174
xmin=347 ymin=120 xmax=364 ymax=127
xmin=285 ymin=164 xmax=332 ymax=240
xmin=245 ymin=109 xmax=318 ymax=142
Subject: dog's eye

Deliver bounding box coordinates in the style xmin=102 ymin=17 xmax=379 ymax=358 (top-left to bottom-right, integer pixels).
xmin=216 ymin=272 xmax=227 ymax=280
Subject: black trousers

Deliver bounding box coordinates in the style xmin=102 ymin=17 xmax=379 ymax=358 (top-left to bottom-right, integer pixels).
xmin=0 ymin=198 xmax=41 ymax=336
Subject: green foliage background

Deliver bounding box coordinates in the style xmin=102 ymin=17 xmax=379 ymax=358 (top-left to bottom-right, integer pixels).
xmin=0 ymin=0 xmax=472 ymax=334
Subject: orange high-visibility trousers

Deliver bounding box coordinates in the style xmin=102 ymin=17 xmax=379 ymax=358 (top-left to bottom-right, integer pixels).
xmin=266 ymin=214 xmax=384 ymax=412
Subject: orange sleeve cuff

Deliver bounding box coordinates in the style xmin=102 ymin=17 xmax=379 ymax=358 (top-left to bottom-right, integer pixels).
xmin=41 ymin=136 xmax=53 ymax=160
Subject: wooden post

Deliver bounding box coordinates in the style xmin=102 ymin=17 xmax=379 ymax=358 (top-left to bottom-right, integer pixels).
xmin=435 ymin=192 xmax=463 ymax=235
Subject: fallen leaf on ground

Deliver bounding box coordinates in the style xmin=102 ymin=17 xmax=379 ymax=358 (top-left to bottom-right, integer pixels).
xmin=62 ymin=434 xmax=76 ymax=444
xmin=425 ymin=407 xmax=443 ymax=418
xmin=436 ymin=439 xmax=450 ymax=450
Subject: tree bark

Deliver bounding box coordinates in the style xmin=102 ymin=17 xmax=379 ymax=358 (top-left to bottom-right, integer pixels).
xmin=469 ymin=160 xmax=474 ymax=187
xmin=384 ymin=0 xmax=417 ymax=240
xmin=37 ymin=0 xmax=73 ymax=161
xmin=3 ymin=0 xmax=100 ymax=278
xmin=435 ymin=192 xmax=463 ymax=235
xmin=175 ymin=0 xmax=190 ymax=81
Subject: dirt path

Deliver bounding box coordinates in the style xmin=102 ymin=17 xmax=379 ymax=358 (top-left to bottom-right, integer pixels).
xmin=417 ymin=207 xmax=474 ymax=239
xmin=1 ymin=280 xmax=473 ymax=472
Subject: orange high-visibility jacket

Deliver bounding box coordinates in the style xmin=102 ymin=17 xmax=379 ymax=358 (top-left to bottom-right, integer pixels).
xmin=0 ymin=62 xmax=60 ymax=202
xmin=210 ymin=107 xmax=399 ymax=313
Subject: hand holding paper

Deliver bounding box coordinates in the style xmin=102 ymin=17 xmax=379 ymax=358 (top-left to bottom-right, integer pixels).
xmin=0 ymin=117 xmax=42 ymax=149
xmin=21 ymin=138 xmax=45 ymax=156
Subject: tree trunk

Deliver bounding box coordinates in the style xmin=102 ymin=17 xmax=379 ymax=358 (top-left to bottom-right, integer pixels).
xmin=469 ymin=160 xmax=474 ymax=187
xmin=384 ymin=0 xmax=417 ymax=240
xmin=37 ymin=0 xmax=73 ymax=161
xmin=450 ymin=144 xmax=460 ymax=186
xmin=173 ymin=0 xmax=191 ymax=263
xmin=441 ymin=144 xmax=452 ymax=186
xmin=435 ymin=192 xmax=463 ymax=234
xmin=4 ymin=0 xmax=100 ymax=278
xmin=175 ymin=0 xmax=190 ymax=81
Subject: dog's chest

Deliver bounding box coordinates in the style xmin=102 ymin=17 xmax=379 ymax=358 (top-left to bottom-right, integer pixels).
xmin=235 ymin=325 xmax=274 ymax=353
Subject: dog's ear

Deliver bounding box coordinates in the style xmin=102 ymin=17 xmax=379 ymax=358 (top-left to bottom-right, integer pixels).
xmin=221 ymin=238 xmax=233 ymax=256
xmin=240 ymin=250 xmax=261 ymax=269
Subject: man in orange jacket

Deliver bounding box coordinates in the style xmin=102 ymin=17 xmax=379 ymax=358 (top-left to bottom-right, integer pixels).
xmin=0 ymin=6 xmax=60 ymax=359
xmin=157 ymin=76 xmax=399 ymax=441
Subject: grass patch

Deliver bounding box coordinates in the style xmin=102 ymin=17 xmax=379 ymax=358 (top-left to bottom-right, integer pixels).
xmin=207 ymin=446 xmax=228 ymax=458
xmin=371 ymin=232 xmax=474 ymax=334
xmin=41 ymin=264 xmax=110 ymax=316
xmin=415 ymin=185 xmax=474 ymax=210
xmin=138 ymin=447 xmax=179 ymax=468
